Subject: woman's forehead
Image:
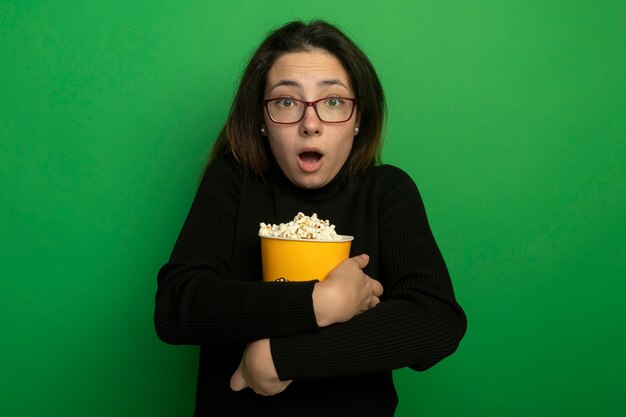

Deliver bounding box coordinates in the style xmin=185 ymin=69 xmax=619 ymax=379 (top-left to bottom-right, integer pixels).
xmin=266 ymin=49 xmax=352 ymax=93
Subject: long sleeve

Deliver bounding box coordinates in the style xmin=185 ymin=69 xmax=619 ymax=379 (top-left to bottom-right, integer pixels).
xmin=154 ymin=155 xmax=319 ymax=345
xmin=270 ymin=166 xmax=467 ymax=379
xmin=155 ymin=158 xmax=466 ymax=416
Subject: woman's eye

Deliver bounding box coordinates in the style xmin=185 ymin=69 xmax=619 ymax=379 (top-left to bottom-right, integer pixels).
xmin=326 ymin=98 xmax=343 ymax=107
xmin=278 ymin=99 xmax=294 ymax=107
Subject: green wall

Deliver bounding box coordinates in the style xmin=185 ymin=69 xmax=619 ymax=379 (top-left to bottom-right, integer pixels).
xmin=2 ymin=1 xmax=625 ymax=416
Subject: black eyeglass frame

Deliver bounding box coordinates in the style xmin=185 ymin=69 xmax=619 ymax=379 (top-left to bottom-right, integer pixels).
xmin=263 ymin=97 xmax=358 ymax=124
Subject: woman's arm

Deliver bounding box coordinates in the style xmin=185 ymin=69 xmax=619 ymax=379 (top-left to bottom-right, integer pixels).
xmin=154 ymin=155 xmax=319 ymax=345
xmin=154 ymin=155 xmax=383 ymax=346
xmin=269 ymin=167 xmax=467 ymax=380
xmin=229 ymin=253 xmax=384 ymax=395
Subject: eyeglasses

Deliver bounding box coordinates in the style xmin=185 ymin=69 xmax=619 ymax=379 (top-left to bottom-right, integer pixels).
xmin=263 ymin=97 xmax=357 ymax=124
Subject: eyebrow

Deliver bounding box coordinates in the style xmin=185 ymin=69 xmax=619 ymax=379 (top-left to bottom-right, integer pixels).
xmin=268 ymin=79 xmax=350 ymax=92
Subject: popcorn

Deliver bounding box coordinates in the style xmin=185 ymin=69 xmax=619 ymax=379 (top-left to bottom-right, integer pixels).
xmin=259 ymin=212 xmax=341 ymax=240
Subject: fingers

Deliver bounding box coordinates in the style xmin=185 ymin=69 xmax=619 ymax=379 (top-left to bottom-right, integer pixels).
xmin=349 ymin=254 xmax=369 ymax=270
xmin=370 ymin=296 xmax=381 ymax=309
xmin=351 ymin=256 xmax=383 ymax=296
xmin=353 ymin=256 xmax=383 ymax=312
xmin=369 ymin=277 xmax=384 ymax=297
xmin=360 ymin=296 xmax=380 ymax=313
xmin=363 ymin=274 xmax=383 ymax=311
xmin=230 ymin=365 xmax=248 ymax=392
xmin=316 ymin=255 xmax=384 ymax=325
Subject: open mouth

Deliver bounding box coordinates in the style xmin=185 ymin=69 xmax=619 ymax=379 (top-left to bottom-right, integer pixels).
xmin=298 ymin=151 xmax=323 ymax=163
xmin=297 ymin=150 xmax=323 ymax=173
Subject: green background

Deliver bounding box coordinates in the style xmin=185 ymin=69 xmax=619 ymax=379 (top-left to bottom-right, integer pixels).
xmin=2 ymin=0 xmax=625 ymax=416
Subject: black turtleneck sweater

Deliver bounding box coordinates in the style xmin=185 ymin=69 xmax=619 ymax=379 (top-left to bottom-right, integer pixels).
xmin=155 ymin=153 xmax=467 ymax=417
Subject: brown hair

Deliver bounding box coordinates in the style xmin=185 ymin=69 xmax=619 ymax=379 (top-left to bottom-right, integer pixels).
xmin=208 ymin=20 xmax=386 ymax=180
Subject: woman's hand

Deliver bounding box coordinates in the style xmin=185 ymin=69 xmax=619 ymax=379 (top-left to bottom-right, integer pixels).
xmin=230 ymin=339 xmax=293 ymax=396
xmin=312 ymin=254 xmax=384 ymax=327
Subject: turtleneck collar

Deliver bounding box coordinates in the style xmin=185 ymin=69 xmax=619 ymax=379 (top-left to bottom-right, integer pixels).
xmin=267 ymin=155 xmax=350 ymax=202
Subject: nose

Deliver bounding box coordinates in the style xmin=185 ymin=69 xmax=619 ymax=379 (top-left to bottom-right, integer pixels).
xmin=299 ymin=105 xmax=322 ymax=136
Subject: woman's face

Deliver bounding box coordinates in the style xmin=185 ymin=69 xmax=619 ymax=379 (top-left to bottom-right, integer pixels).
xmin=263 ymin=49 xmax=358 ymax=190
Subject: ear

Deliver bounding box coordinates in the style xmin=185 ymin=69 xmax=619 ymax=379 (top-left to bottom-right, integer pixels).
xmin=354 ymin=111 xmax=362 ymax=136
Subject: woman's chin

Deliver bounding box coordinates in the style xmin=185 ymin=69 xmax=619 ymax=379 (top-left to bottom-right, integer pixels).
xmin=289 ymin=173 xmax=329 ymax=190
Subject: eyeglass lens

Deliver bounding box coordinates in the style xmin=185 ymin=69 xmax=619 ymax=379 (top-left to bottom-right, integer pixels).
xmin=266 ymin=98 xmax=354 ymax=123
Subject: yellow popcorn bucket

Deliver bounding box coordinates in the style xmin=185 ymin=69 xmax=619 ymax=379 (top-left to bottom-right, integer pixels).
xmin=260 ymin=234 xmax=354 ymax=282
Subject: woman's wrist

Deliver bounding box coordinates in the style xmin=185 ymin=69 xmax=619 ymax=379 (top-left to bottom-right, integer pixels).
xmin=312 ymin=281 xmax=334 ymax=327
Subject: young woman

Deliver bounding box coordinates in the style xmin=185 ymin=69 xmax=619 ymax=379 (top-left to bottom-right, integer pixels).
xmin=155 ymin=20 xmax=467 ymax=417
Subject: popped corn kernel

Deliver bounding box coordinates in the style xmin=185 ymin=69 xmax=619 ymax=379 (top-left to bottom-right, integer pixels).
xmin=259 ymin=212 xmax=341 ymax=240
